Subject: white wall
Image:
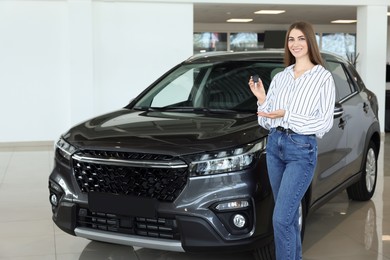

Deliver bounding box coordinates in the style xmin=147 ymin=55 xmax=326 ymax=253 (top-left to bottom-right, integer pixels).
xmin=0 ymin=1 xmax=69 ymax=142
xmin=92 ymin=2 xmax=193 ymax=115
xmin=356 ymin=6 xmax=388 ymax=132
xmin=0 ymin=0 xmax=193 ymax=142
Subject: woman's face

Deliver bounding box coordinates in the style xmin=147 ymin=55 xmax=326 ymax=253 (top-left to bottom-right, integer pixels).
xmin=288 ymin=28 xmax=309 ymax=60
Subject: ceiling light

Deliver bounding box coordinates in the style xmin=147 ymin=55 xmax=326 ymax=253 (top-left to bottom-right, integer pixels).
xmin=331 ymin=20 xmax=357 ymax=24
xmin=255 ymin=10 xmax=285 ymax=14
xmin=227 ymin=18 xmax=253 ymax=23
xmin=387 ymin=12 xmax=390 ymax=16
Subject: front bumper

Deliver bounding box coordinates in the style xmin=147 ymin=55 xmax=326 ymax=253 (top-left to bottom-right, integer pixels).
xmin=50 ymin=198 xmax=274 ymax=253
xmin=48 ymin=151 xmax=273 ymax=253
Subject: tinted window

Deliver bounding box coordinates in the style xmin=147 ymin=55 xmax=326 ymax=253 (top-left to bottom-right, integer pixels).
xmin=327 ymin=61 xmax=356 ymax=101
xmin=134 ymin=61 xmax=284 ymax=112
xmin=346 ymin=63 xmax=365 ymax=91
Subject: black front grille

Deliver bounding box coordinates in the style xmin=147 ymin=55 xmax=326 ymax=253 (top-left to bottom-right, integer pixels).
xmin=80 ymin=150 xmax=175 ymax=161
xmin=72 ymin=150 xmax=188 ymax=202
xmin=77 ymin=208 xmax=179 ymax=240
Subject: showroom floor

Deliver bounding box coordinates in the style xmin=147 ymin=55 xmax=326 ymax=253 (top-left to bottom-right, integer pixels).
xmin=0 ymin=134 xmax=389 ymax=260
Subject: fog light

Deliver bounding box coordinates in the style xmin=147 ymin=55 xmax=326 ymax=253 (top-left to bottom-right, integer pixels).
xmin=49 ymin=181 xmax=61 ymax=193
xmin=233 ymin=214 xmax=246 ymax=228
xmin=215 ymin=200 xmax=249 ymax=211
xmin=50 ymin=193 xmax=58 ymax=207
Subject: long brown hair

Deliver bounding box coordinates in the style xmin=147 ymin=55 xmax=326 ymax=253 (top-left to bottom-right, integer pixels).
xmin=284 ymin=21 xmax=324 ymax=67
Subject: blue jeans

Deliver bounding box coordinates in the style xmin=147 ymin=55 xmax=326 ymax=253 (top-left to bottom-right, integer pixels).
xmin=266 ymin=128 xmax=317 ymax=260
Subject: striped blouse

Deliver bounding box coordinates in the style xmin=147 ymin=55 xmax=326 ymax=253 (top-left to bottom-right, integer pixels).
xmin=258 ymin=64 xmax=336 ymax=138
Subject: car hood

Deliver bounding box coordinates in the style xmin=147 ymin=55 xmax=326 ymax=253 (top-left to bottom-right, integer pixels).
xmin=64 ymin=108 xmax=268 ymax=156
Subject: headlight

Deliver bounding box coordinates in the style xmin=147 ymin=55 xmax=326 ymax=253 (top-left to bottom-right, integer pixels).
xmin=188 ymin=139 xmax=266 ymax=176
xmin=56 ymin=138 xmax=76 ymax=161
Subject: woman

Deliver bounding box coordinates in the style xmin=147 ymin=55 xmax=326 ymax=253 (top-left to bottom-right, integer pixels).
xmin=248 ymin=21 xmax=336 ymax=260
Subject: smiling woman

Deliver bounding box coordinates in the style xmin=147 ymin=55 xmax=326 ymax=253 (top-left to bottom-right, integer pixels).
xmin=249 ymin=21 xmax=336 ymax=260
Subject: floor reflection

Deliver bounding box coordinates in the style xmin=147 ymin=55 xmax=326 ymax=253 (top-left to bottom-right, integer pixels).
xmin=303 ymin=193 xmax=381 ymax=259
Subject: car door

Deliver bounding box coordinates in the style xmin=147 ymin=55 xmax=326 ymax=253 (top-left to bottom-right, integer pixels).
xmin=311 ymin=60 xmax=353 ymax=202
xmin=342 ymin=63 xmax=373 ymax=174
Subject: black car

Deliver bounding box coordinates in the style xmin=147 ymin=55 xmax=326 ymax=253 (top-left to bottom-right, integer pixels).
xmin=48 ymin=50 xmax=380 ymax=260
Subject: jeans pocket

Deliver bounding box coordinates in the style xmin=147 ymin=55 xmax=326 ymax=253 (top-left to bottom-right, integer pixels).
xmin=288 ymin=134 xmax=311 ymax=148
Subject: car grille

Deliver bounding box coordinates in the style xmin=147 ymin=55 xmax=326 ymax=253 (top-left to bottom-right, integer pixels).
xmin=72 ymin=150 xmax=188 ymax=202
xmin=77 ymin=208 xmax=179 ymax=240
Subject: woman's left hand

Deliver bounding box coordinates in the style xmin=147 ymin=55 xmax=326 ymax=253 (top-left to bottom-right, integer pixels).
xmin=257 ymin=109 xmax=285 ymax=119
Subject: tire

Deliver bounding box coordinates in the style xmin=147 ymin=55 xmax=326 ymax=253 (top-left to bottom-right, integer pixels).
xmin=253 ymin=199 xmax=307 ymax=260
xmin=347 ymin=140 xmax=378 ymax=201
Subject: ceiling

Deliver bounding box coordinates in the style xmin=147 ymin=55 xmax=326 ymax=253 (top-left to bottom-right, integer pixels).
xmin=194 ymin=4 xmax=389 ymax=25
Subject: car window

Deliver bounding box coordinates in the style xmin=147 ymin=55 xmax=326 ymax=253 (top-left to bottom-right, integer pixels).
xmin=151 ymin=69 xmax=195 ymax=107
xmin=134 ymin=61 xmax=284 ymax=112
xmin=345 ymin=63 xmax=365 ymax=91
xmin=199 ymin=62 xmax=272 ymax=111
xmin=327 ymin=61 xmax=357 ymax=101
xmin=134 ymin=64 xmax=209 ymax=109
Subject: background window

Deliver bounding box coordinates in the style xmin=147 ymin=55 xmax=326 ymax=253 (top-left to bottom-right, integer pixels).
xmin=230 ymin=32 xmax=264 ymax=51
xmin=193 ymin=32 xmax=227 ymax=53
xmin=321 ymin=33 xmax=356 ymax=61
xmin=193 ymin=31 xmax=357 ymax=62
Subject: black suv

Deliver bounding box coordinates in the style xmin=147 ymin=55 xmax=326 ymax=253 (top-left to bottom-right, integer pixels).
xmin=49 ymin=51 xmax=380 ymax=260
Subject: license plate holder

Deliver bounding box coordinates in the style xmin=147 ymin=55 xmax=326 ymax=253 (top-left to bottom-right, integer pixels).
xmin=88 ymin=192 xmax=157 ymax=218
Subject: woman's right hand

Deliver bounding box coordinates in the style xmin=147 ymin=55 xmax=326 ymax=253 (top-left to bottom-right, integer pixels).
xmin=248 ymin=76 xmax=266 ymax=104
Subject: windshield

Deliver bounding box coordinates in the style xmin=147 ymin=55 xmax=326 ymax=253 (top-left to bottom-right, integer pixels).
xmin=133 ymin=61 xmax=284 ymax=113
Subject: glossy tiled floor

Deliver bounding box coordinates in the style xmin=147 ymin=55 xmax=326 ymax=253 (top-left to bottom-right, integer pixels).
xmin=0 ymin=134 xmax=390 ymax=260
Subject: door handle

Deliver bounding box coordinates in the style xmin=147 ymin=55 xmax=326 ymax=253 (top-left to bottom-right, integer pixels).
xmin=338 ymin=118 xmax=346 ymax=129
xmin=363 ymin=102 xmax=369 ymax=113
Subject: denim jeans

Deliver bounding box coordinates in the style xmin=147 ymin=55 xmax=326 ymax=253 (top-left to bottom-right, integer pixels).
xmin=266 ymin=128 xmax=317 ymax=260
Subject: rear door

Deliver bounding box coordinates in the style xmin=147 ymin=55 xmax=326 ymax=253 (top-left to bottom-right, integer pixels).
xmin=342 ymin=63 xmax=372 ymax=174
xmin=311 ymin=60 xmax=355 ymax=202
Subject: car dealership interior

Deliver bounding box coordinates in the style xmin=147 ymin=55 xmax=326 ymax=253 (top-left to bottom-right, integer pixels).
xmin=0 ymin=0 xmax=390 ymax=259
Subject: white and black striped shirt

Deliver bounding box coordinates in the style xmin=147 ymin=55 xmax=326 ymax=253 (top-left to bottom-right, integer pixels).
xmin=258 ymin=64 xmax=336 ymax=138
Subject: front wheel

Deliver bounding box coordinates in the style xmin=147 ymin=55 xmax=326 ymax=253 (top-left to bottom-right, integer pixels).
xmin=347 ymin=140 xmax=378 ymax=201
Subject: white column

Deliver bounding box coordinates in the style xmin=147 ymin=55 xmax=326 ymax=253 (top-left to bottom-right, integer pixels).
xmin=67 ymin=0 xmax=94 ymax=126
xmin=357 ymin=5 xmax=387 ymax=258
xmin=356 ymin=5 xmax=387 ymax=133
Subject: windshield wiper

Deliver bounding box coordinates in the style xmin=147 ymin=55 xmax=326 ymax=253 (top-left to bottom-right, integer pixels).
xmin=159 ymin=106 xmax=209 ymax=112
xmin=132 ymin=106 xmax=197 ymax=112
xmin=157 ymin=106 xmax=242 ymax=114
xmin=133 ymin=106 xmax=253 ymax=114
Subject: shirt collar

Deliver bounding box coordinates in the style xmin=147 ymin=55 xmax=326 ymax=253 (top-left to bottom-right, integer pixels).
xmin=286 ymin=64 xmax=321 ymax=78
